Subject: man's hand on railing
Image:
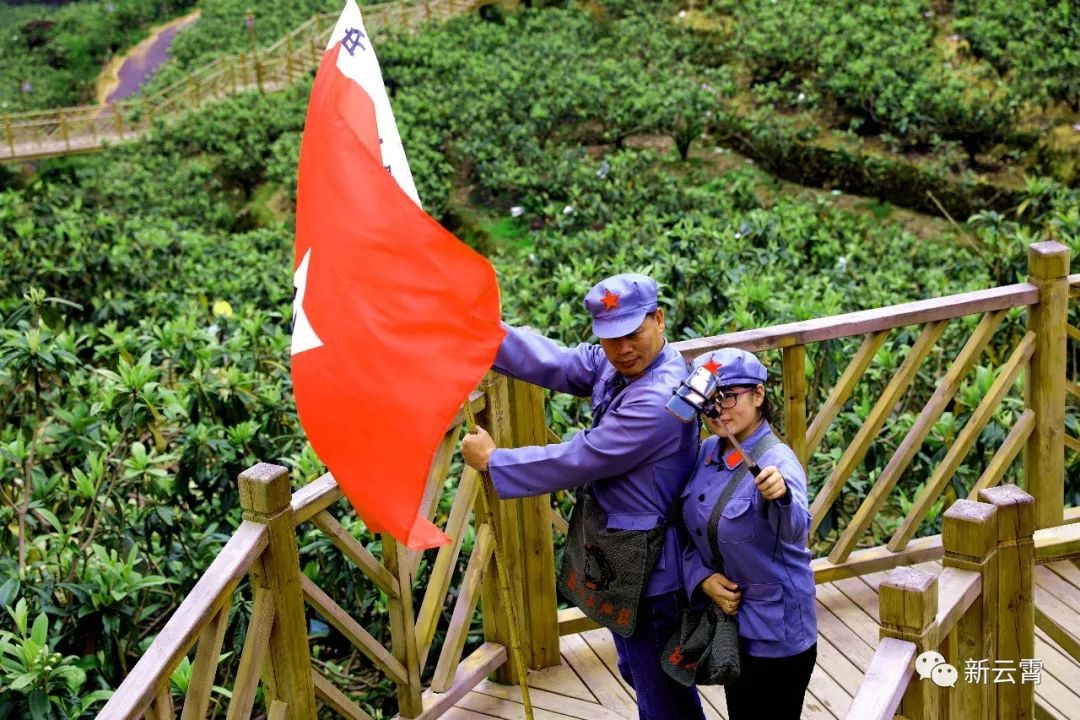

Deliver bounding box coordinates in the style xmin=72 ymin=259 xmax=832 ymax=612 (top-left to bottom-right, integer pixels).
xmin=701 ymin=572 xmax=742 ymax=615
xmin=462 ymin=425 xmax=495 ymax=471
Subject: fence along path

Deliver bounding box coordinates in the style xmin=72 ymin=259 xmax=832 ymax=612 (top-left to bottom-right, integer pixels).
xmin=1 ymin=0 xmax=478 ymax=163
xmin=98 ymin=241 xmax=1079 ymax=720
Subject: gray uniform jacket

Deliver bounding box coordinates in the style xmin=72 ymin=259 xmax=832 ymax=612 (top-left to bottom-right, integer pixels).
xmin=487 ymin=324 xmax=698 ymax=596
xmin=681 ymin=422 xmax=817 ymax=657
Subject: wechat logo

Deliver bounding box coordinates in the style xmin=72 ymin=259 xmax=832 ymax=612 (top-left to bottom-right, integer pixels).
xmin=916 ymin=650 xmax=958 ymax=688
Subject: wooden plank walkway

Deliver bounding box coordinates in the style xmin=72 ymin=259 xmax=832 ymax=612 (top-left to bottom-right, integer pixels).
xmin=450 ymin=559 xmax=1080 ymax=719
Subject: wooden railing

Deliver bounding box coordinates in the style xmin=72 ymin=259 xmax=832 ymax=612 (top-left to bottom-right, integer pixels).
xmin=679 ymin=241 xmax=1072 ymax=568
xmin=99 ymin=241 xmax=1076 ymax=718
xmin=97 ymin=521 xmax=269 ymax=719
xmin=97 ymin=373 xmax=559 ymax=720
xmin=1066 ymin=271 xmax=1080 ymax=456
xmin=1 ymin=0 xmax=480 ymax=163
xmin=845 ymin=485 xmax=1080 ymax=720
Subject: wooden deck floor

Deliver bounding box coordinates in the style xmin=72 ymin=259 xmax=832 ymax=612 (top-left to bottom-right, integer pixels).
xmin=446 ymin=559 xmax=1080 ymax=720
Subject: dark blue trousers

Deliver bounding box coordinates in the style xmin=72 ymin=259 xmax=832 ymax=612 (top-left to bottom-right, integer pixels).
xmin=725 ymin=643 xmax=817 ymax=719
xmin=612 ymin=591 xmax=707 ymax=720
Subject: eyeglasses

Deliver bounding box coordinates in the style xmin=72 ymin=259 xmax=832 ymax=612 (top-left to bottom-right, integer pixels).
xmin=713 ymin=387 xmax=756 ymax=410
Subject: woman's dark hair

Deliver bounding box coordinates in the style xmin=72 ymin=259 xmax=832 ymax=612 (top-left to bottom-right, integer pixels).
xmin=759 ymin=387 xmax=775 ymax=424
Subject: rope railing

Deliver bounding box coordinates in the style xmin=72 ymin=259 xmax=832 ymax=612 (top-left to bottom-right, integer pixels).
xmin=1 ymin=0 xmax=480 ymax=163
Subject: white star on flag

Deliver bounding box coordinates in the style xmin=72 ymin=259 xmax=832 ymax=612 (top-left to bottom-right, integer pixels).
xmin=291 ymin=248 xmax=324 ymax=356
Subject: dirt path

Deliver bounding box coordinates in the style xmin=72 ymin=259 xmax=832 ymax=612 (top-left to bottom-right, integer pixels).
xmin=95 ymin=9 xmax=201 ymax=105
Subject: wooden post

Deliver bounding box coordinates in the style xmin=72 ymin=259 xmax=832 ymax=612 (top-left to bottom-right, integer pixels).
xmin=113 ymin=104 xmax=125 ymax=141
xmin=479 ymin=373 xmax=529 ymax=683
xmin=505 ymin=377 xmax=560 ymax=669
xmin=424 ymin=0 xmax=432 ymax=21
xmin=286 ymin=35 xmax=295 ymax=80
xmin=240 ymin=53 xmax=251 ymax=89
xmin=3 ymin=114 xmax=13 ymax=158
xmin=782 ymin=344 xmax=807 ymax=467
xmin=146 ymin=683 xmax=173 ymax=720
xmin=978 ymin=485 xmax=1035 ymax=720
xmin=147 ymin=102 xmax=156 ymax=129
xmin=188 ymin=73 xmax=200 ymax=108
xmin=879 ymin=566 xmax=940 ymax=719
xmin=1024 ymin=241 xmax=1069 ymax=529
xmin=244 ymin=9 xmax=264 ymax=94
xmin=383 ymin=535 xmax=423 ymax=717
xmin=238 ymin=463 xmax=317 ymax=717
xmin=254 ymin=52 xmax=263 ymax=94
xmin=943 ymin=498 xmax=998 ymax=719
xmin=230 ymin=59 xmax=239 ymax=95
xmin=58 ymin=111 xmax=70 ymax=151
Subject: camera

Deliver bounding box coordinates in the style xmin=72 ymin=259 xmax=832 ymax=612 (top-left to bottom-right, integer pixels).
xmin=665 ymin=365 xmax=721 ymax=423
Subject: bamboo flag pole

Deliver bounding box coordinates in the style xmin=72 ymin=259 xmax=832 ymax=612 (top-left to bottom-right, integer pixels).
xmin=461 ymin=401 xmax=534 ymax=720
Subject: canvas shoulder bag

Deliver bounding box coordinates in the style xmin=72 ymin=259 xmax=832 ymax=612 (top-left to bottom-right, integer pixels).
xmin=557 ymin=483 xmax=678 ymax=637
xmin=661 ymin=431 xmax=780 ymax=686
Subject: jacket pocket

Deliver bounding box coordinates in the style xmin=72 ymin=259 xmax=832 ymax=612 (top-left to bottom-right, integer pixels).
xmin=716 ymin=496 xmax=755 ymax=544
xmin=605 ymin=512 xmax=664 ymax=531
xmin=738 ymin=582 xmax=785 ymax=642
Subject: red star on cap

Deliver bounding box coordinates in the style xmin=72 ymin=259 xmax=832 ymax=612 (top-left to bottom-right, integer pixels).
xmin=600 ymin=288 xmax=620 ymax=311
xmin=702 ymin=356 xmax=722 ymax=375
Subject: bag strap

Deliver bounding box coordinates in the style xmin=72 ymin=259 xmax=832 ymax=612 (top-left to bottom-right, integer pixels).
xmin=706 ymin=432 xmax=781 ymax=570
xmin=593 ymin=373 xmax=628 ymax=426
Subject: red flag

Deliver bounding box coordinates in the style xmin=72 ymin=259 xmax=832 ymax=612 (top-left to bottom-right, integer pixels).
xmin=292 ymin=0 xmax=504 ymax=550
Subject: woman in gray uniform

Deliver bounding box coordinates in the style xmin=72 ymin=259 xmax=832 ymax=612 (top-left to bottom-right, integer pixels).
xmin=679 ymin=348 xmax=817 ymax=719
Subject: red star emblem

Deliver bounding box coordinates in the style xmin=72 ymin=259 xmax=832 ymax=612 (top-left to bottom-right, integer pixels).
xmin=600 ymin=288 xmax=620 ymax=311
xmin=702 ymin=356 xmax=721 ymax=375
